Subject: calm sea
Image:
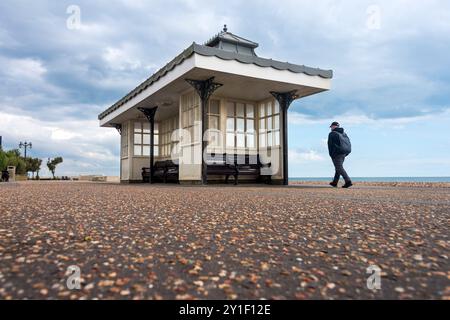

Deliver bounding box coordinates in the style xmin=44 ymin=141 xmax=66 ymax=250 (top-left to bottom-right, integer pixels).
xmin=290 ymin=177 xmax=450 ymax=183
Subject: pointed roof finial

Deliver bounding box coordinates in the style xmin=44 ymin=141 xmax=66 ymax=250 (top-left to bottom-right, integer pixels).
xmin=223 ymin=24 xmax=228 ymax=32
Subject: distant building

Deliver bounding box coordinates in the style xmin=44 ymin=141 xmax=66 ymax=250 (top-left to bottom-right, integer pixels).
xmin=98 ymin=27 xmax=332 ymax=184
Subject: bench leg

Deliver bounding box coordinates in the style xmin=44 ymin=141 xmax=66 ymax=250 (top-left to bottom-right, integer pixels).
xmin=225 ymin=175 xmax=229 ymax=184
xmin=234 ymin=174 xmax=238 ymax=185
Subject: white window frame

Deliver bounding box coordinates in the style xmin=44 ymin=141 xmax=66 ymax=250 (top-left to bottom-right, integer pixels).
xmin=226 ymin=101 xmax=256 ymax=149
xmin=258 ymin=100 xmax=280 ymax=149
xmin=133 ymin=121 xmax=159 ymax=157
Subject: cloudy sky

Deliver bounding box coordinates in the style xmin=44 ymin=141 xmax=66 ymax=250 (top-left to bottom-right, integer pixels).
xmin=1 ymin=0 xmax=449 ymax=177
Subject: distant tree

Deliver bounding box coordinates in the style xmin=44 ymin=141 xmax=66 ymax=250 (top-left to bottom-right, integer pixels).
xmin=35 ymin=158 xmax=43 ymax=180
xmin=47 ymin=157 xmax=63 ymax=179
xmin=5 ymin=149 xmax=27 ymax=175
xmin=28 ymin=158 xmax=42 ymax=179
xmin=6 ymin=149 xmax=20 ymax=158
xmin=0 ymin=149 xmax=7 ymax=171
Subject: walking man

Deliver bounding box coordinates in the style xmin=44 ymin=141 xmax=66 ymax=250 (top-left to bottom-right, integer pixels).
xmin=328 ymin=122 xmax=353 ymax=188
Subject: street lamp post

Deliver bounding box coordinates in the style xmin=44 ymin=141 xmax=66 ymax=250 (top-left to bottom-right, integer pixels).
xmin=19 ymin=141 xmax=32 ymax=158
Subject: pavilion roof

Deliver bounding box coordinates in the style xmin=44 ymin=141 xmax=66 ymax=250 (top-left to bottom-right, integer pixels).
xmin=98 ymin=29 xmax=333 ymax=121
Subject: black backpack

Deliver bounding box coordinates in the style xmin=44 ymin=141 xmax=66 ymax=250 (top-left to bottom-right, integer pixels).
xmin=336 ymin=132 xmax=352 ymax=155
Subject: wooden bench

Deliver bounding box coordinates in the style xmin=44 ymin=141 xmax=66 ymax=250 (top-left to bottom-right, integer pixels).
xmin=142 ymin=160 xmax=179 ymax=183
xmin=206 ymin=154 xmax=272 ymax=185
xmin=142 ymin=155 xmax=272 ymax=184
xmin=234 ymin=154 xmax=272 ymax=184
xmin=206 ymin=153 xmax=238 ymax=185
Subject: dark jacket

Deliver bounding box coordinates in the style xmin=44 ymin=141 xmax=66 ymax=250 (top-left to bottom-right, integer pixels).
xmin=1 ymin=170 xmax=9 ymax=182
xmin=328 ymin=127 xmax=347 ymax=158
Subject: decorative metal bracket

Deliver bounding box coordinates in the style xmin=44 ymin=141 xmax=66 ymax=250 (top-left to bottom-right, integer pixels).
xmin=138 ymin=107 xmax=158 ymax=121
xmin=270 ymin=90 xmax=298 ymax=110
xmin=111 ymin=123 xmax=122 ymax=135
xmin=186 ymin=77 xmax=223 ymax=102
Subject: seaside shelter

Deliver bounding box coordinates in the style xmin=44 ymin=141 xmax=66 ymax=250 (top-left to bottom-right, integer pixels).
xmin=98 ymin=26 xmax=333 ymax=185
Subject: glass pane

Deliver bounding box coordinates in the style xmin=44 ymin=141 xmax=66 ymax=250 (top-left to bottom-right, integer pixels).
xmin=267 ymin=116 xmax=273 ymax=130
xmin=154 ymin=147 xmax=159 ymax=157
xmin=143 ymin=122 xmax=150 ymax=133
xmin=189 ymin=109 xmax=194 ymax=124
xmin=227 ymin=102 xmax=234 ymax=117
xmin=134 ymin=122 xmax=141 ymax=132
xmin=182 ymin=111 xmax=189 ymax=128
xmin=247 ymin=119 xmax=254 ymax=133
xmin=142 ymin=133 xmax=150 ymax=145
xmin=274 ymin=115 xmax=280 ymax=130
xmin=259 ymin=134 xmax=266 ymax=148
xmin=237 ymin=133 xmax=245 ymax=147
xmin=134 ymin=134 xmax=141 ymax=144
xmin=142 ymin=146 xmax=150 ymax=156
xmin=227 ymin=117 xmax=234 ymax=131
xmin=195 ymin=107 xmax=200 ymax=121
xmin=274 ymin=101 xmax=280 ymax=114
xmin=274 ymin=130 xmax=280 ymax=146
xmin=246 ymin=104 xmax=254 ymax=118
xmin=194 ymin=95 xmax=200 ymax=107
xmin=193 ymin=126 xmax=199 ymax=142
xmin=209 ymin=116 xmax=219 ymax=130
xmin=154 ymin=134 xmax=159 ymax=145
xmin=236 ymin=103 xmax=245 ymax=117
xmin=267 ymin=132 xmax=273 ymax=147
xmin=210 ymin=100 xmax=220 ymax=115
xmin=259 ymin=118 xmax=265 ymax=130
xmin=259 ymin=103 xmax=265 ymax=117
xmin=188 ymin=127 xmax=195 ymax=143
xmin=247 ymin=133 xmax=255 ymax=148
xmin=266 ymin=102 xmax=273 ymax=116
xmin=209 ymin=132 xmax=219 ymax=147
xmin=134 ymin=145 xmax=141 ymax=156
xmin=236 ymin=118 xmax=245 ymax=132
xmin=226 ymin=133 xmax=235 ymax=147
xmin=215 ymin=132 xmax=222 ymax=146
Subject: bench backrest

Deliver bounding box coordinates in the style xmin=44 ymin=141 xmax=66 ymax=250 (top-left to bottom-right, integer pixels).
xmin=206 ymin=154 xmax=269 ymax=166
xmin=142 ymin=160 xmax=179 ymax=173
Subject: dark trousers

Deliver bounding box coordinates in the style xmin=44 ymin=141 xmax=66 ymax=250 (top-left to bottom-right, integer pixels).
xmin=331 ymin=154 xmax=351 ymax=184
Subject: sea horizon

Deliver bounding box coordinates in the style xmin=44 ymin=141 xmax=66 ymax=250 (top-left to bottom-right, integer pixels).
xmin=290 ymin=177 xmax=450 ymax=183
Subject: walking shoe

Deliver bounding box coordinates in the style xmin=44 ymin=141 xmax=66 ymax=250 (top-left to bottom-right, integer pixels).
xmin=342 ymin=182 xmax=353 ymax=188
xmin=329 ymin=182 xmax=338 ymax=188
